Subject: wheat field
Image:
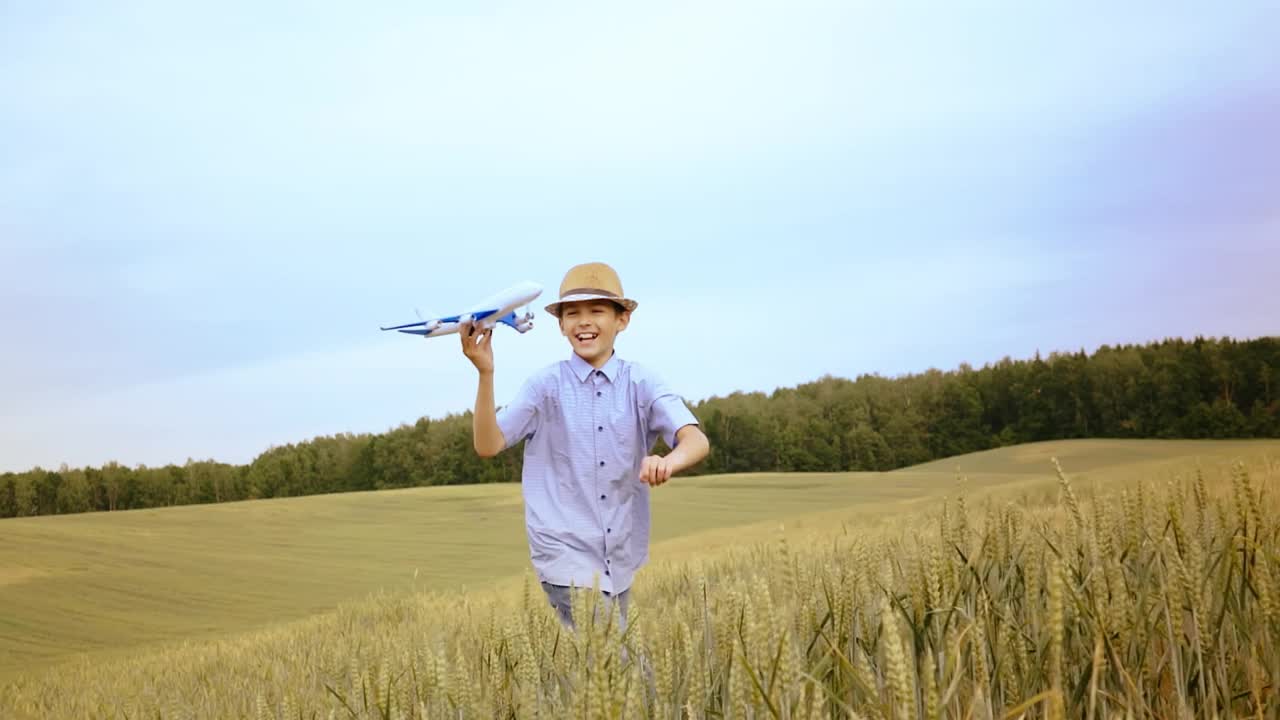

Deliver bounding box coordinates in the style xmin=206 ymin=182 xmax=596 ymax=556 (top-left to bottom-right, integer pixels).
xmin=1 ymin=439 xmax=1278 ymax=718
xmin=4 ymin=437 xmax=1190 ymax=682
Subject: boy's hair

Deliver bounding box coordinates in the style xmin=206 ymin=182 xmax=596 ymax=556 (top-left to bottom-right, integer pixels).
xmin=556 ymin=299 xmax=628 ymax=319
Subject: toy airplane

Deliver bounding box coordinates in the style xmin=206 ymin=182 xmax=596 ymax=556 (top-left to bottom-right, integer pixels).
xmin=380 ymin=281 xmax=543 ymax=338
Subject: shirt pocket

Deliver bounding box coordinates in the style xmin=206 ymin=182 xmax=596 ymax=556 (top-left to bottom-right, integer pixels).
xmin=615 ymin=401 xmax=648 ymax=457
xmin=552 ymin=445 xmax=581 ymax=505
xmin=609 ymin=417 xmax=644 ymax=502
xmin=535 ymin=394 xmax=565 ymax=457
xmin=632 ymin=400 xmax=652 ymax=455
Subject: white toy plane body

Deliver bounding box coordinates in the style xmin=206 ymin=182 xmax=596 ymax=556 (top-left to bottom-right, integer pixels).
xmin=381 ymin=281 xmax=543 ymax=338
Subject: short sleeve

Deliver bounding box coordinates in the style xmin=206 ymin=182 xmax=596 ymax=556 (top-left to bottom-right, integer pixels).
xmin=646 ymin=376 xmax=699 ymax=448
xmin=496 ymin=376 xmax=542 ymax=451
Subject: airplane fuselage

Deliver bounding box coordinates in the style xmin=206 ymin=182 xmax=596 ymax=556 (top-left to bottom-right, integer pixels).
xmin=382 ymin=281 xmax=543 ymax=339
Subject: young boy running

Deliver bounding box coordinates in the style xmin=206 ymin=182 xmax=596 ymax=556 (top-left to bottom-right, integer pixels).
xmin=460 ymin=261 xmax=710 ymax=627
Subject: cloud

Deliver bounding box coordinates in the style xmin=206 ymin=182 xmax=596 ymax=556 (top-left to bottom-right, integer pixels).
xmin=2 ymin=1 xmax=1278 ymax=470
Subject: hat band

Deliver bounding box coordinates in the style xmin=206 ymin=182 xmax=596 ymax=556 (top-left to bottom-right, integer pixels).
xmin=560 ymin=287 xmax=619 ymax=299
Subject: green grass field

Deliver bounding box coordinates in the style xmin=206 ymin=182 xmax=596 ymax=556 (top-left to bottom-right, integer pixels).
xmin=1 ymin=438 xmax=1275 ymax=687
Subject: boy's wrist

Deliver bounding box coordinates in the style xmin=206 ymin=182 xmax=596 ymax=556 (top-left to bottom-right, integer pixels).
xmin=665 ymin=450 xmax=686 ymax=474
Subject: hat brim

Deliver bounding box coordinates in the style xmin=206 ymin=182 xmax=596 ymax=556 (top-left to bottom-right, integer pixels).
xmin=545 ymin=293 xmax=638 ymax=316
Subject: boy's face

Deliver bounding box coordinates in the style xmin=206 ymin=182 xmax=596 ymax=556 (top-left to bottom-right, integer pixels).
xmin=558 ymin=300 xmax=630 ymax=366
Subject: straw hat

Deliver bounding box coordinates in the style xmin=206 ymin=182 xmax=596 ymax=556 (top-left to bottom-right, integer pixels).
xmin=544 ymin=262 xmax=639 ymax=317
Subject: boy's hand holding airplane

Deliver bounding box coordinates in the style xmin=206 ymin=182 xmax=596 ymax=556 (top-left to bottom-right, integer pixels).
xmin=459 ymin=321 xmax=494 ymax=374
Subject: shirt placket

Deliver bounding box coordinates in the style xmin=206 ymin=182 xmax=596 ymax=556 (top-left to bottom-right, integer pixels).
xmin=590 ymin=369 xmax=613 ymax=582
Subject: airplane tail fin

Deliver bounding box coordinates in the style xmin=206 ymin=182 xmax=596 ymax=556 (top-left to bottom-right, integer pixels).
xmin=380 ymin=308 xmax=438 ymax=332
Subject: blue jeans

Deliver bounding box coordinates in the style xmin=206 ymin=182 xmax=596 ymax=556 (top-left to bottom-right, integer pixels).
xmin=540 ymin=582 xmax=630 ymax=631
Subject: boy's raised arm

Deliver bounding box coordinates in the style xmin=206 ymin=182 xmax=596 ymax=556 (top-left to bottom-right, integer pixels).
xmin=460 ymin=323 xmax=506 ymax=457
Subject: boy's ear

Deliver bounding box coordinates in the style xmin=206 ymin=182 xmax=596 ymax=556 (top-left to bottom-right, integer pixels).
xmin=617 ymin=309 xmax=631 ymax=332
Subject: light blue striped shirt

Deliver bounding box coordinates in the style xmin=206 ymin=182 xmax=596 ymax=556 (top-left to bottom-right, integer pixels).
xmin=496 ymin=351 xmax=699 ymax=594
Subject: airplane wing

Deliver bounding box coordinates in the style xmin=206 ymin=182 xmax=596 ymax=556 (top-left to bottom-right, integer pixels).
xmin=381 ymin=320 xmax=431 ymax=331
xmin=439 ymin=308 xmax=501 ymax=324
xmin=380 ymin=308 xmax=501 ymax=333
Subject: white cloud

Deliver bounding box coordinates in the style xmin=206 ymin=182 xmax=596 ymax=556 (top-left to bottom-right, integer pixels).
xmin=2 ymin=1 xmax=1278 ymax=470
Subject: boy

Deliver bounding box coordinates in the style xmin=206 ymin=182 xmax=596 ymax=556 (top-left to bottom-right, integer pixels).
xmin=460 ymin=261 xmax=710 ymax=627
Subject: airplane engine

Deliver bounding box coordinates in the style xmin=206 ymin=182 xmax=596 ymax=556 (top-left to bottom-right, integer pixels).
xmin=516 ymin=319 xmax=534 ymax=333
xmin=425 ymin=320 xmax=441 ymax=332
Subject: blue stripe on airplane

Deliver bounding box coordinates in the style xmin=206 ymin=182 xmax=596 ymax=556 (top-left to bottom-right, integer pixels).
xmin=437 ymin=308 xmax=499 ymax=324
xmin=383 ymin=308 xmax=500 ymax=332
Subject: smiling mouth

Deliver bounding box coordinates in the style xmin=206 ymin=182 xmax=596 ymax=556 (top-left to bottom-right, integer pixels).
xmin=575 ymin=332 xmax=599 ymax=342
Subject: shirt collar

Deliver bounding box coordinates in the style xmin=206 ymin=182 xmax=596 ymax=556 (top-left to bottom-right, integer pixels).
xmin=568 ymin=350 xmax=619 ymax=383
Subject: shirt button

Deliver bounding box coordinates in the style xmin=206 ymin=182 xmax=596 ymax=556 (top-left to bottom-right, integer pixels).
xmin=607 ymin=527 xmax=611 ymax=533
xmin=605 ymin=570 xmax=610 ymax=576
xmin=600 ymin=494 xmax=606 ymax=500
xmin=596 ymin=391 xmax=602 ymax=397
xmin=598 ymin=426 xmax=603 ymax=432
xmin=599 ymin=460 xmax=605 ymax=467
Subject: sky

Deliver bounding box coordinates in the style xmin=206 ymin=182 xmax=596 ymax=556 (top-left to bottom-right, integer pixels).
xmin=1 ymin=1 xmax=1277 ymax=473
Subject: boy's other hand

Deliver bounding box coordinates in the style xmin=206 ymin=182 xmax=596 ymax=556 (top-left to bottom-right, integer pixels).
xmin=460 ymin=321 xmax=494 ymax=374
xmin=639 ymin=455 xmax=672 ymax=486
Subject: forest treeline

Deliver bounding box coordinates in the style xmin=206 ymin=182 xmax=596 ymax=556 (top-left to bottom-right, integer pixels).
xmin=3 ymin=336 xmax=1277 ymax=519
